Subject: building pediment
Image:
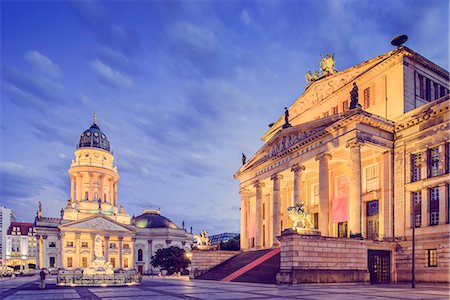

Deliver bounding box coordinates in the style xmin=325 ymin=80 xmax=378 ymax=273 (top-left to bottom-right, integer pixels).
xmin=59 ymin=215 xmax=134 ymax=233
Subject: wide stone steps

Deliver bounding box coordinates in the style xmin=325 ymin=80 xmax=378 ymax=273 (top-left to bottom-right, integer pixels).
xmin=195 ymin=248 xmax=280 ymax=284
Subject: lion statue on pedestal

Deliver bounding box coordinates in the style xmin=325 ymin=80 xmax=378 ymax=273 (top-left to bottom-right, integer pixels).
xmin=287 ymin=202 xmax=314 ymax=230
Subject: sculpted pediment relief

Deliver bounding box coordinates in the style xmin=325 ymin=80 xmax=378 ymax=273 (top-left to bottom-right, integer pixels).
xmin=60 ymin=216 xmax=133 ymax=232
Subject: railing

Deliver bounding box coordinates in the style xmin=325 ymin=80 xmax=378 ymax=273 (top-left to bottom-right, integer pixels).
xmin=57 ymin=272 xmax=142 ymax=286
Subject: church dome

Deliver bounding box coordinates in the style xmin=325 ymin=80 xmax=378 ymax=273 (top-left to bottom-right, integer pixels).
xmin=78 ymin=113 xmax=111 ymax=152
xmin=134 ymin=209 xmax=177 ymax=229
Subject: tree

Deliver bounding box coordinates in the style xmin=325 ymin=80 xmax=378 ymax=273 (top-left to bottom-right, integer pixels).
xmin=219 ymin=235 xmax=240 ymax=250
xmin=150 ymin=246 xmax=190 ymax=275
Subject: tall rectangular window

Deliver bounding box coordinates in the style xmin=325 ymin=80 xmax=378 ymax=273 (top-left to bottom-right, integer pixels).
xmin=428 ymin=249 xmax=437 ymax=267
xmin=338 ymin=221 xmax=348 ymax=238
xmin=366 ymin=164 xmax=379 ymax=192
xmin=262 ymin=203 xmax=265 ymax=220
xmin=110 ymin=257 xmax=116 ymax=268
xmin=312 ymin=184 xmax=319 ymax=206
xmin=124 ymin=257 xmax=129 ymax=268
xmin=49 ymin=257 xmax=55 ymax=268
xmin=418 ymin=74 xmax=424 ymax=99
xmin=313 ymin=213 xmax=319 ymax=229
xmin=332 ymin=106 xmax=338 ymax=115
xmin=82 ymin=257 xmax=88 ymax=268
xmin=412 ymin=191 xmax=422 ymax=227
xmin=67 ymin=257 xmax=73 ymax=268
xmin=342 ymin=100 xmax=349 ymax=112
xmin=323 ymin=112 xmax=329 ymax=117
xmin=411 ymin=153 xmax=421 ymax=182
xmin=363 ymin=87 xmax=371 ymax=108
xmin=430 ymin=187 xmax=439 ymax=226
xmin=428 ymin=147 xmax=440 ymax=177
xmin=425 ymin=78 xmax=432 ymax=101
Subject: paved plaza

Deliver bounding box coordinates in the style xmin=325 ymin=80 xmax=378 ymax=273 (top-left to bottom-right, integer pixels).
xmin=1 ymin=275 xmax=449 ymax=299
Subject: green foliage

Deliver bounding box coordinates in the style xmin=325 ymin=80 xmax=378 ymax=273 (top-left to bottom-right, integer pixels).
xmin=219 ymin=235 xmax=240 ymax=250
xmin=150 ymin=246 xmax=190 ymax=275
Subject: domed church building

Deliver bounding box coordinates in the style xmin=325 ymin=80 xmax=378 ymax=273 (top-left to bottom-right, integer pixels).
xmin=34 ymin=114 xmax=192 ymax=275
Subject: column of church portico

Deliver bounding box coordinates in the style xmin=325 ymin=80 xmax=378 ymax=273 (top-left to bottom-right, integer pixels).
xmin=36 ymin=235 xmax=41 ymax=269
xmin=239 ymin=189 xmax=249 ymax=250
xmin=118 ymin=237 xmax=123 ymax=269
xmin=316 ymin=153 xmax=331 ymax=236
xmin=271 ymin=174 xmax=283 ymax=247
xmin=42 ymin=236 xmax=48 ymax=268
xmin=291 ymin=164 xmax=305 ymax=205
xmin=147 ymin=240 xmax=152 ymax=272
xmin=347 ymin=140 xmax=363 ymax=237
xmin=91 ymin=234 xmax=95 ymax=263
xmin=254 ymin=181 xmax=265 ymax=249
xmin=75 ymin=232 xmax=80 ymax=267
xmin=105 ymin=236 xmax=110 ymax=262
xmin=70 ymin=176 xmax=75 ymax=201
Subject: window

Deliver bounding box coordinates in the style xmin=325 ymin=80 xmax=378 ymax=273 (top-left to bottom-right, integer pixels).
xmin=110 ymin=257 xmax=116 ymax=268
xmin=411 ymin=153 xmax=421 ymax=182
xmin=342 ymin=100 xmax=349 ymax=112
xmin=82 ymin=257 xmax=88 ymax=268
xmin=428 ymin=249 xmax=437 ymax=267
xmin=124 ymin=257 xmax=129 ymax=268
xmin=262 ymin=203 xmax=265 ymax=220
xmin=338 ymin=221 xmax=348 ymax=238
xmin=67 ymin=257 xmax=73 ymax=268
xmin=49 ymin=242 xmax=56 ymax=248
xmin=446 ymin=143 xmax=450 ymax=174
xmin=312 ymin=184 xmax=319 ymax=206
xmin=425 ymin=78 xmax=431 ymax=101
xmin=363 ymin=87 xmax=370 ymax=108
xmin=412 ymin=191 xmax=421 ymax=228
xmin=418 ymin=74 xmax=424 ymax=99
xmin=313 ymin=213 xmax=319 ymax=229
xmin=430 ymin=187 xmax=439 ymax=225
xmin=109 ymin=243 xmax=117 ymax=249
xmin=138 ymin=249 xmax=143 ymax=261
xmin=50 ymin=257 xmax=55 ymax=268
xmin=123 ymin=243 xmax=130 ymax=249
xmin=332 ymin=106 xmax=338 ymax=115
xmin=428 ymin=147 xmax=439 ymax=177
xmin=323 ymin=112 xmax=329 ymax=117
xmin=366 ymin=164 xmax=380 ymax=192
xmin=66 ymin=241 xmax=74 ymax=248
xmin=85 ymin=191 xmax=88 ymax=200
xmin=81 ymin=242 xmax=88 ymax=248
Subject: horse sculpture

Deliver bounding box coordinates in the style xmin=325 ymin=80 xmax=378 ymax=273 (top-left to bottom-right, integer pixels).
xmin=287 ymin=202 xmax=314 ymax=231
xmin=194 ymin=230 xmax=210 ymax=246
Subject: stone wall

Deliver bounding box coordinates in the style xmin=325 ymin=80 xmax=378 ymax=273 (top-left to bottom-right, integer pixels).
xmin=277 ymin=230 xmax=396 ymax=284
xmin=189 ymin=250 xmax=239 ymax=279
xmin=395 ymin=229 xmax=450 ymax=283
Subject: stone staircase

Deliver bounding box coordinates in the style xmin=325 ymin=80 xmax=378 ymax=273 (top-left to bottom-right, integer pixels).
xmin=195 ymin=248 xmax=280 ymax=284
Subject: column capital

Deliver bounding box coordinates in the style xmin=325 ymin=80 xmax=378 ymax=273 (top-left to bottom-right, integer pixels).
xmin=291 ymin=164 xmax=305 ymax=173
xmin=253 ymin=180 xmax=265 ymax=189
xmin=105 ymin=236 xmax=110 ymax=241
xmin=35 ymin=234 xmax=41 ymax=239
xmin=346 ymin=138 xmax=365 ymax=149
xmin=239 ymin=188 xmax=251 ymax=196
xmin=147 ymin=240 xmax=152 ymax=245
xmin=315 ymin=152 xmax=332 ymax=161
xmin=118 ymin=236 xmax=124 ymax=241
xmin=75 ymin=232 xmax=81 ymax=239
xmin=270 ymin=173 xmax=284 ymax=181
xmin=42 ymin=235 xmax=48 ymax=240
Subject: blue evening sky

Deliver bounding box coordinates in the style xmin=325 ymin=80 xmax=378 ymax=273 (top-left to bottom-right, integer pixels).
xmin=1 ymin=0 xmax=449 ymax=234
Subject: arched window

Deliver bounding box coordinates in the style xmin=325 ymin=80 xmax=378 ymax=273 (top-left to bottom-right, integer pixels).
xmin=138 ymin=249 xmax=143 ymax=261
xmin=85 ymin=191 xmax=89 ymax=200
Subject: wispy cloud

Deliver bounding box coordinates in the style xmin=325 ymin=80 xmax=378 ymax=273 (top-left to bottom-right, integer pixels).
xmin=24 ymin=51 xmax=61 ymax=78
xmin=90 ymin=59 xmax=135 ymax=88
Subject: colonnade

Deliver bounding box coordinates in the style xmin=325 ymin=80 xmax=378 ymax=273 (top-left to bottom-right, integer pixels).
xmin=240 ymin=141 xmax=366 ymax=250
xmin=70 ymin=172 xmax=118 ymax=205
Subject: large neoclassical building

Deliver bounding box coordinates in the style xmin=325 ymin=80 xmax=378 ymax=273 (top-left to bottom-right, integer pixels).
xmin=235 ymin=46 xmax=449 ymax=282
xmin=34 ymin=116 xmax=192 ymax=275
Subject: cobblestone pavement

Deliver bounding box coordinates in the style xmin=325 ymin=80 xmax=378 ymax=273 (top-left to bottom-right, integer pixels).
xmin=1 ymin=275 xmax=449 ymax=299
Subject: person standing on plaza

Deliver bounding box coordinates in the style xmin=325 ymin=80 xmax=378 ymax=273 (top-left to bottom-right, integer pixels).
xmin=39 ymin=268 xmax=46 ymax=289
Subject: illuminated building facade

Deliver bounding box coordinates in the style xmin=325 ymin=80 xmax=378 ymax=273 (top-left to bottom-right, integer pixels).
xmin=34 ymin=115 xmax=192 ymax=274
xmin=235 ymin=46 xmax=449 ymax=282
xmin=0 ymin=206 xmax=16 ymax=271
xmin=5 ymin=222 xmax=36 ymax=272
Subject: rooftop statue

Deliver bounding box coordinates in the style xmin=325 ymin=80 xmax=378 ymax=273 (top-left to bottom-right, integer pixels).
xmin=287 ymin=202 xmax=314 ymax=231
xmin=241 ymin=153 xmax=246 ymax=165
xmin=194 ymin=230 xmax=210 ymax=246
xmin=282 ymin=107 xmax=292 ymax=129
xmin=320 ymin=53 xmax=337 ymax=76
xmin=349 ymin=82 xmax=361 ymax=109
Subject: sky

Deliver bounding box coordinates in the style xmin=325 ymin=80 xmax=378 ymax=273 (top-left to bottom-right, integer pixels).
xmin=1 ymin=0 xmax=449 ymax=235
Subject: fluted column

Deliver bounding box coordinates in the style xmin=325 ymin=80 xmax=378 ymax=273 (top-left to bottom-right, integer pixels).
xmin=88 ymin=172 xmax=93 ymax=200
xmin=76 ymin=173 xmax=82 ymax=201
xmin=114 ymin=181 xmax=118 ymax=206
xmin=291 ymin=164 xmax=305 ymax=206
xmin=316 ymin=153 xmax=332 ymax=236
xmin=131 ymin=238 xmax=136 ymax=269
xmin=36 ymin=235 xmax=41 ymax=269
xmin=75 ymin=232 xmax=80 ymax=267
xmin=91 ymin=234 xmax=95 ymax=263
xmin=70 ymin=177 xmax=75 ymax=201
xmin=105 ymin=236 xmax=110 ymax=262
xmin=239 ymin=188 xmax=250 ymax=250
xmin=147 ymin=240 xmax=152 ymax=273
xmin=347 ymin=139 xmax=363 ymax=237
xmin=42 ymin=235 xmax=48 ymax=268
xmin=119 ymin=237 xmax=123 ymax=269
xmin=271 ymin=174 xmax=283 ymax=247
xmin=254 ymin=181 xmax=265 ymax=249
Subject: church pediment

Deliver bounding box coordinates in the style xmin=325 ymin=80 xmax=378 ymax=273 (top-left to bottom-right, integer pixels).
xmin=59 ymin=215 xmax=133 ymax=233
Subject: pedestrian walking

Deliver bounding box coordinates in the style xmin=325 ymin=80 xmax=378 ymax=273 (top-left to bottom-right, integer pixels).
xmin=39 ymin=268 xmax=46 ymax=289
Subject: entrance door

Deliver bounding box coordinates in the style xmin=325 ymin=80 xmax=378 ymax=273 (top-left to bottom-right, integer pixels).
xmin=366 ymin=200 xmax=379 ymax=240
xmin=137 ymin=265 xmax=143 ymax=275
xmin=368 ymin=250 xmax=390 ymax=284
